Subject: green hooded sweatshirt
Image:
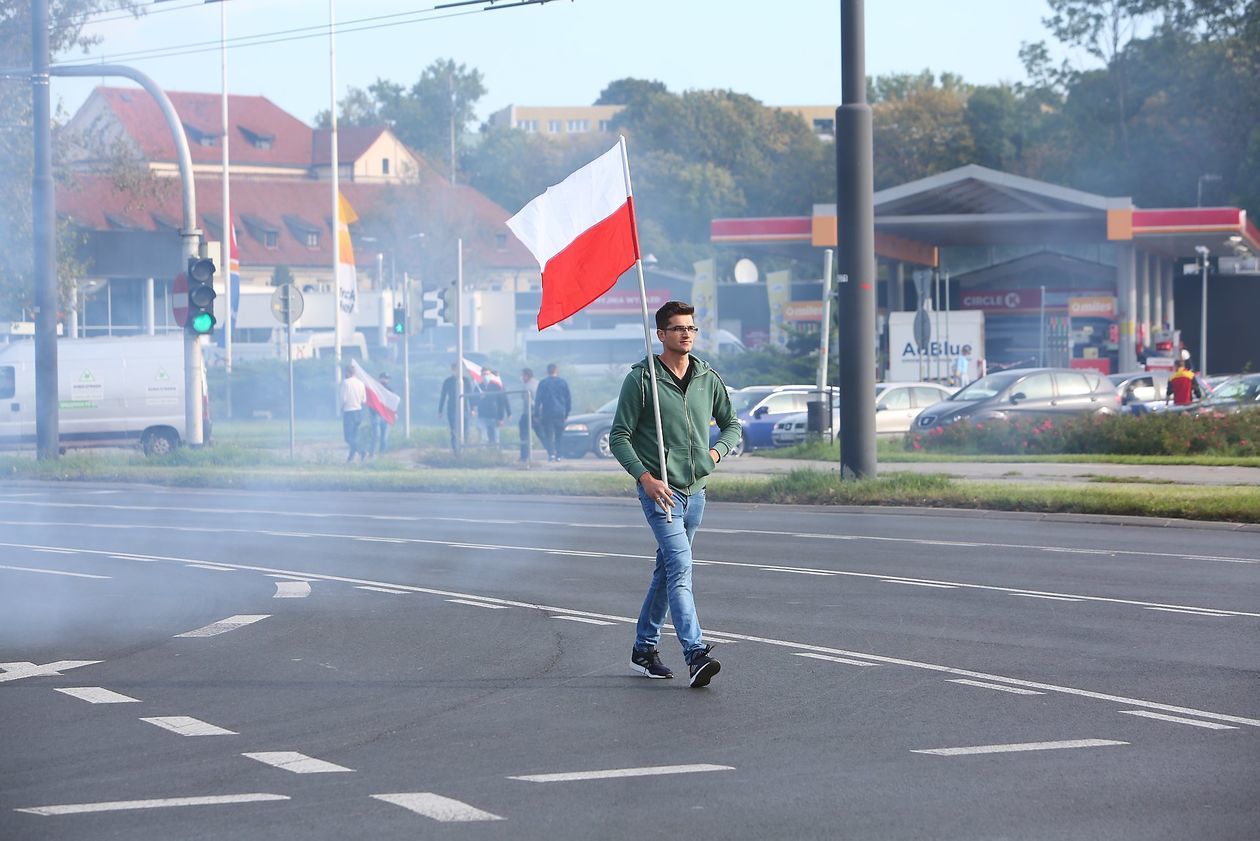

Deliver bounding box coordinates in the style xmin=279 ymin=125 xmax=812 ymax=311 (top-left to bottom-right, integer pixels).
xmin=609 ymin=355 xmax=741 ymax=495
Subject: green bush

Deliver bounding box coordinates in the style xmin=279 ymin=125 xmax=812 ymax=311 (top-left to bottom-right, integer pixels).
xmin=906 ymin=410 xmax=1260 ymax=457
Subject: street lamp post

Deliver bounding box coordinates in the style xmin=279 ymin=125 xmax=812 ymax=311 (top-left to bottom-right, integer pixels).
xmin=1197 ymin=173 xmax=1221 ymax=208
xmin=1194 ymin=245 xmax=1209 ymax=375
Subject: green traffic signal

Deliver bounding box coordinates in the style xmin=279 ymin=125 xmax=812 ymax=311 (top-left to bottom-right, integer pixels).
xmin=392 ymin=304 xmax=405 ymax=335
xmin=190 ymin=311 xmax=216 ymax=334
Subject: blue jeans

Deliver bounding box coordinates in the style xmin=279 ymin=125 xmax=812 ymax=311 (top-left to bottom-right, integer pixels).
xmin=370 ymin=412 xmax=389 ymax=454
xmin=634 ymin=484 xmax=706 ymax=662
xmin=342 ymin=410 xmax=362 ymax=460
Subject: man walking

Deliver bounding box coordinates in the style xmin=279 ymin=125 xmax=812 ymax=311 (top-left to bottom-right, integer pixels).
xmin=478 ymin=369 xmax=510 ymax=446
xmin=518 ymin=368 xmax=539 ymax=461
xmin=438 ymin=362 xmax=472 ymax=453
xmin=339 ymin=365 xmax=367 ymax=462
xmin=610 ymin=301 xmax=741 ymax=688
xmin=367 ymin=371 xmax=393 ymax=456
xmin=1166 ymin=357 xmax=1205 ymax=406
xmin=533 ymin=363 xmax=571 ymax=462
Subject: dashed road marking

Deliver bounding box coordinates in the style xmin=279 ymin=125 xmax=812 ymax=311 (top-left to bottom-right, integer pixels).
xmin=0 ymin=564 xmax=108 ymax=579
xmin=912 ymin=739 xmax=1127 ymax=757
xmin=1118 ymin=710 xmax=1238 ymax=730
xmin=53 ymin=687 xmax=140 ymax=704
xmin=0 ymin=661 xmax=100 ymax=684
xmin=175 ymin=615 xmax=269 ymax=638
xmin=509 ymin=763 xmax=734 ymax=783
xmin=15 ymin=793 xmax=289 ymax=816
xmin=184 ymin=563 xmax=234 ymax=572
xmin=760 ymin=567 xmax=835 ymax=576
xmin=371 ymin=793 xmax=504 ymax=822
xmin=551 ymin=615 xmax=616 ymax=626
xmin=356 ymin=585 xmax=409 ymax=594
xmin=242 ymin=752 xmax=353 ymax=774
xmin=33 ymin=548 xmax=77 ymax=555
xmin=1010 ymin=593 xmax=1084 ymax=602
xmin=141 ymin=716 xmax=237 ymax=736
xmin=1143 ymin=606 xmax=1231 ymax=617
xmin=947 ymin=679 xmax=1045 ymax=695
xmin=273 ymin=580 xmax=311 ymax=599
xmin=882 ymin=579 xmax=957 ymax=589
xmin=447 ymin=599 xmax=509 ymax=609
xmin=794 ymin=652 xmax=878 ymax=667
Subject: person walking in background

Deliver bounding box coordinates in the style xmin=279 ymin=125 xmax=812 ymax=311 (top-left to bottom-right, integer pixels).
xmin=610 ymin=301 xmax=741 ymax=688
xmin=478 ymin=368 xmax=510 ymax=446
xmin=367 ymin=371 xmax=394 ymax=456
xmin=533 ymin=363 xmax=571 ymax=462
xmin=438 ymin=362 xmax=472 ymax=453
xmin=519 ymin=367 xmax=539 ymax=461
xmin=339 ymin=365 xmax=367 ymax=462
xmin=1166 ymin=357 xmax=1205 ymax=406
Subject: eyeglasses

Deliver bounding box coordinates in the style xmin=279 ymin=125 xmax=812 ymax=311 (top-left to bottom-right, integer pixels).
xmin=662 ymin=326 xmax=700 ymax=335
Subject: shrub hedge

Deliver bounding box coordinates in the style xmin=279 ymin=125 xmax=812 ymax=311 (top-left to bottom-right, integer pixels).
xmin=906 ymin=410 xmax=1260 ymax=457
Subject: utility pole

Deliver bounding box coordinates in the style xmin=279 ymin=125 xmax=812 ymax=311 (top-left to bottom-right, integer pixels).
xmin=835 ymin=0 xmax=876 ymax=479
xmin=32 ymin=0 xmax=59 ymax=460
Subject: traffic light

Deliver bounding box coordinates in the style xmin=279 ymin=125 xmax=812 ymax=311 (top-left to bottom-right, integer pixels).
xmin=393 ymin=304 xmax=406 ymax=335
xmin=186 ymin=256 xmax=217 ymax=335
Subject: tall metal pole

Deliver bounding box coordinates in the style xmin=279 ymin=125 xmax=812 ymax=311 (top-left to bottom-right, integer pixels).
xmin=220 ymin=0 xmax=233 ymax=420
xmin=329 ymin=0 xmax=342 ymax=394
xmin=1039 ymin=285 xmax=1046 ymax=366
xmin=836 ymin=0 xmax=876 ymax=479
xmin=32 ymin=0 xmax=59 ymax=460
xmin=1199 ymin=249 xmax=1209 ymax=375
xmin=455 ymin=237 xmax=465 ymax=450
xmin=286 ymin=286 xmax=295 ymax=459
xmin=402 ymin=272 xmax=411 ymax=438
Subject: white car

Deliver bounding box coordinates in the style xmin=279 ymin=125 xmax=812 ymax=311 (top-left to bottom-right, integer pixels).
xmin=771 ymin=381 xmax=956 ymax=447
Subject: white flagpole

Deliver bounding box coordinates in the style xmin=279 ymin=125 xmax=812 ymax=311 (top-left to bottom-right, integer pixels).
xmin=618 ymin=136 xmax=671 ymax=523
xmin=329 ymin=0 xmax=342 ymax=391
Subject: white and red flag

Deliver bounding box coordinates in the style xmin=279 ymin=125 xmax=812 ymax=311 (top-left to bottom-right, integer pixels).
xmin=506 ymin=140 xmax=640 ymax=330
xmin=349 ymin=360 xmax=400 ymax=424
xmin=462 ymin=358 xmax=502 ymax=388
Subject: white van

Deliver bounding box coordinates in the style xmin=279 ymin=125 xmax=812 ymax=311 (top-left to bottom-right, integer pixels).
xmin=0 ymin=335 xmax=206 ymax=455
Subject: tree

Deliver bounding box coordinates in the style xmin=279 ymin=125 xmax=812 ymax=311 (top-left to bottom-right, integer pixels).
xmin=870 ymin=73 xmax=975 ymax=187
xmin=595 ymin=77 xmax=667 ymax=106
xmin=0 ymin=0 xmax=141 ymax=319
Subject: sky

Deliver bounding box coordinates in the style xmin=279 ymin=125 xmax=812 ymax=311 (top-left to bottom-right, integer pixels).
xmin=55 ymin=0 xmax=1063 ymax=127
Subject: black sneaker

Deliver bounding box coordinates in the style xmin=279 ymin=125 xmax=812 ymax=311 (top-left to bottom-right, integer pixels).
xmin=688 ymin=650 xmax=721 ymax=688
xmin=630 ymin=646 xmax=673 ymax=679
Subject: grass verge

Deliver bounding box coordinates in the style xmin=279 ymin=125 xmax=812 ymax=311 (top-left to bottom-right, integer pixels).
xmin=763 ymin=439 xmax=1260 ymax=467
xmin=3 ymin=454 xmax=1258 ymax=524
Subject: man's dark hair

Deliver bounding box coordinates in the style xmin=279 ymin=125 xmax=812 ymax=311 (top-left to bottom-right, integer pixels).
xmin=655 ymin=300 xmax=695 ymax=330
xmin=546 ymin=363 xmax=559 ymax=375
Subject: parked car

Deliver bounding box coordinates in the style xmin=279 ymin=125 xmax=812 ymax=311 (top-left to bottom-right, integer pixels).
xmin=1109 ymin=371 xmax=1171 ymax=415
xmin=1188 ymin=373 xmax=1260 ymax=414
xmin=708 ymin=384 xmax=819 ymax=454
xmin=771 ymin=381 xmax=955 ymax=447
xmin=560 ymin=398 xmax=618 ymax=459
xmin=915 ymin=367 xmax=1121 ymax=430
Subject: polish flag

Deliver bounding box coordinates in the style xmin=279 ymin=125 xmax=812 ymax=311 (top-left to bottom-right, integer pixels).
xmin=349 ymin=360 xmax=400 ymax=424
xmin=506 ymin=140 xmax=640 ymax=330
xmin=462 ymin=358 xmax=501 ymax=387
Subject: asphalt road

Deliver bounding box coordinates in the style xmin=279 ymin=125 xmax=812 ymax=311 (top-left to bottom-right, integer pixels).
xmin=0 ymin=481 xmax=1256 ymax=840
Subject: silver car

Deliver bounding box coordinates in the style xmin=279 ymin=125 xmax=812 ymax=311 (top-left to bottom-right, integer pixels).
xmin=771 ymin=382 xmax=955 ymax=447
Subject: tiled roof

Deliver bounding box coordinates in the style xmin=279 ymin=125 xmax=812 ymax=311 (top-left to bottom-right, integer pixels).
xmin=94 ymin=87 xmax=314 ymax=168
xmin=311 ymin=126 xmax=388 ymax=166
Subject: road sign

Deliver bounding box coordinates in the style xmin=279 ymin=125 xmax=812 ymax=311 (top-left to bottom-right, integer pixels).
xmin=913 ymin=306 xmax=931 ymax=350
xmin=172 ymin=271 xmax=188 ymax=324
xmin=270 ymin=284 xmax=304 ymax=324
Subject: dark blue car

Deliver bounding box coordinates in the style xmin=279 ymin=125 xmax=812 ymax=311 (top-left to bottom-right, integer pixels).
xmin=709 ymin=385 xmax=817 ymax=454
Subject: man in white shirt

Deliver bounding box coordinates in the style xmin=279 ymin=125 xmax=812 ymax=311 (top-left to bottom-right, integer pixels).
xmin=339 ymin=365 xmax=367 ymax=462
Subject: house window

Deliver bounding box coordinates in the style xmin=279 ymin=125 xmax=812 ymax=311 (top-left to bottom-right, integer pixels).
xmin=548 ymin=119 xmax=562 ymax=133
xmin=516 ymin=119 xmax=538 ymax=132
xmin=381 ymin=157 xmax=390 ymax=175
xmin=264 ymin=231 xmax=279 ymax=249
xmin=495 ymin=233 xmax=507 ymax=251
xmin=305 ymin=232 xmax=320 ymax=249
xmin=598 ymin=120 xmax=611 ymax=132
xmin=813 ymin=118 xmax=835 ymax=136
xmin=567 ymin=119 xmax=589 ymax=133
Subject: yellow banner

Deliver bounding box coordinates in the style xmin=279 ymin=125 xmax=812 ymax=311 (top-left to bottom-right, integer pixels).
xmin=766 ymin=270 xmax=791 ymax=348
xmin=692 ymin=258 xmax=717 ymax=354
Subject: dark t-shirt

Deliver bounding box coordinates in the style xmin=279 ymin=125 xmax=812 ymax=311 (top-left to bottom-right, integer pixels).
xmin=660 ymin=356 xmax=695 ymax=393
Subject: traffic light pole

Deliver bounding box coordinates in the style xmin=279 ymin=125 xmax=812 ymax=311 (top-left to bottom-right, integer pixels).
xmin=49 ymin=63 xmax=205 ymax=445
xmin=402 ymin=272 xmax=412 ymax=438
xmin=32 ymin=0 xmax=58 ymax=460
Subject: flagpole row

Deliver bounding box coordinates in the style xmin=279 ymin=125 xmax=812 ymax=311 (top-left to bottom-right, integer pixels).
xmin=619 ymin=136 xmax=671 ymax=523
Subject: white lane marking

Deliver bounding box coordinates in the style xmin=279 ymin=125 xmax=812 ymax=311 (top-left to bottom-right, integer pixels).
xmin=356 ymin=585 xmax=409 ymax=594
xmin=1118 ymin=710 xmax=1238 ymax=730
xmin=15 ymin=793 xmax=289 ymax=817
xmin=33 ymin=548 xmax=77 ymax=554
xmin=371 ymin=793 xmax=504 ymax=822
xmin=1010 ymin=593 xmax=1083 ymax=602
xmin=947 ymin=679 xmax=1045 ymax=695
xmin=1144 ymin=606 xmax=1231 ymax=617
xmin=273 ymin=580 xmax=311 ymax=599
xmin=3 ymin=529 xmax=1253 ymax=617
xmin=141 ymin=716 xmax=237 ymax=736
xmin=354 ymin=536 xmax=408 ymax=544
xmin=184 ymin=563 xmax=234 ymax=572
xmin=53 ymin=687 xmax=140 ymax=704
xmin=4 ymin=503 xmax=1258 ymax=565
xmin=0 ymin=661 xmax=100 ymax=684
xmin=17 ymin=546 xmax=1260 ymax=729
xmin=881 ymin=579 xmax=957 ymax=589
xmin=913 ymin=739 xmax=1127 ymax=757
xmin=0 ymin=563 xmax=109 ymax=579
xmin=760 ymin=567 xmax=835 ymax=576
xmin=110 ymin=553 xmax=157 ymax=562
xmin=447 ymin=599 xmax=510 ymax=610
xmin=794 ymin=652 xmax=879 ymax=667
xmin=175 ymin=615 xmax=269 ymax=638
xmin=509 ymin=763 xmax=734 ymax=783
xmin=266 ymin=574 xmax=316 ymax=581
xmin=551 ymin=615 xmax=617 ymax=626
xmin=242 ymin=752 xmax=353 ymax=774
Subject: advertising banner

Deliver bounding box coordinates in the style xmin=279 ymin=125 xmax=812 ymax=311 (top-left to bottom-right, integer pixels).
xmin=691 ymin=258 xmax=717 ymax=354
xmin=960 ymin=288 xmax=1042 ymax=312
xmin=888 ymin=310 xmax=985 ymax=383
xmin=1068 ymin=296 xmax=1117 ymax=318
xmin=766 ymin=270 xmax=791 ymax=348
